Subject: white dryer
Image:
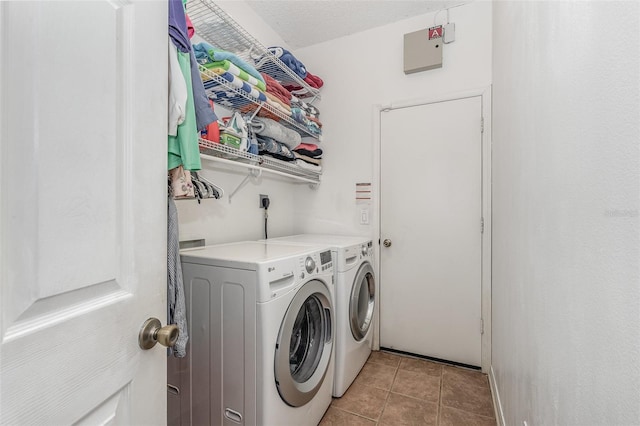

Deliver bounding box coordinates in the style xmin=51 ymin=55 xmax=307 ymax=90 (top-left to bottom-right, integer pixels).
xmin=169 ymin=241 xmax=335 ymax=426
xmin=267 ymin=235 xmax=376 ymax=397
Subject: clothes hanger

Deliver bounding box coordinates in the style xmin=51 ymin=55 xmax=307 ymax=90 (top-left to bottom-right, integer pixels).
xmin=195 ymin=172 xmax=225 ymax=199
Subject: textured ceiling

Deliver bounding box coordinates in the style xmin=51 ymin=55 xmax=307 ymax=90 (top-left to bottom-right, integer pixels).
xmin=246 ymin=1 xmax=472 ymax=49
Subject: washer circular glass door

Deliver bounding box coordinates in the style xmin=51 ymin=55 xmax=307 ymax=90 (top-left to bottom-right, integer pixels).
xmin=275 ymin=279 xmax=333 ymax=407
xmin=350 ymin=262 xmax=375 ymax=341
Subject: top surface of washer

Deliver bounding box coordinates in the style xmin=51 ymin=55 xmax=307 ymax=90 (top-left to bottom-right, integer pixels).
xmin=181 ymin=241 xmax=327 ymax=265
xmin=268 ymin=234 xmax=371 ymax=249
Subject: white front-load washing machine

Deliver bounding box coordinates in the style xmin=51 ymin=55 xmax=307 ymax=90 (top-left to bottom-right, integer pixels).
xmin=267 ymin=235 xmax=376 ymax=397
xmin=168 ymin=241 xmax=335 ymax=426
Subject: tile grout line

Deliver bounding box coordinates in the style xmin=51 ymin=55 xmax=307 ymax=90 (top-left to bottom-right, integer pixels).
xmin=328 ymin=405 xmax=380 ymax=424
xmin=323 ymin=352 xmax=494 ymax=425
xmin=442 ymin=405 xmax=497 ymax=421
xmin=376 ymin=360 xmax=400 ymax=425
xmin=440 ymin=367 xmax=497 ymax=420
xmin=436 ymin=366 xmax=444 ymax=426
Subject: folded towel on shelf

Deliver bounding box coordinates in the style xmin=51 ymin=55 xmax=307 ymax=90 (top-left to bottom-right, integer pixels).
xmin=250 ymin=117 xmax=302 ymax=149
xmin=203 ymin=72 xmax=267 ymax=102
xmin=293 ymin=146 xmax=323 ymax=158
xmin=307 ymin=116 xmax=322 ymax=128
xmin=261 ymin=73 xmax=291 ymax=105
xmin=202 ymin=60 xmax=266 ymax=91
xmin=193 ymin=42 xmax=265 ymax=85
xmin=293 ymin=151 xmax=322 ymax=166
xmin=265 ymin=46 xmax=307 ymax=78
xmin=290 ymin=95 xmax=320 ymax=118
xmin=207 ymin=89 xmax=253 ymax=109
xmin=257 ymin=135 xmax=296 ymax=162
xmin=239 ymin=103 xmax=283 ymax=123
xmin=304 ymin=72 xmax=324 ymax=89
xmin=295 ymin=158 xmax=322 ymax=172
xmin=307 ymin=105 xmax=320 ymax=118
xmin=296 ymin=142 xmax=320 ymax=151
xmin=291 ymin=107 xmax=322 ymax=136
xmin=264 ymin=93 xmax=292 ymax=115
xmin=285 ymin=71 xmax=324 ymax=91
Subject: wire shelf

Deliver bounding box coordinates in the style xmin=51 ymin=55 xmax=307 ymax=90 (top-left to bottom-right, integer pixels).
xmin=187 ymin=0 xmax=320 ymax=100
xmin=199 ymin=139 xmax=321 ymax=184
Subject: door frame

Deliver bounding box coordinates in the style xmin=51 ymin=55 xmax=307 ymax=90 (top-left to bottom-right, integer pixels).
xmin=371 ymin=87 xmax=492 ymax=372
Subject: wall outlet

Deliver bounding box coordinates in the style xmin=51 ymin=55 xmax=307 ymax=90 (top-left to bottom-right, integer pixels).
xmin=259 ymin=194 xmax=269 ymax=208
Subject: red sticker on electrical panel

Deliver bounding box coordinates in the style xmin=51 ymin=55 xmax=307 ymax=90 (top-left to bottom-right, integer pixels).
xmin=429 ymin=26 xmax=443 ymax=39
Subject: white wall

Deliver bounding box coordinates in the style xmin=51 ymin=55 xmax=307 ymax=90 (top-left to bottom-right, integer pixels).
xmin=291 ymin=1 xmax=492 ymax=237
xmin=492 ymin=2 xmax=640 ymax=425
xmin=177 ymin=1 xmax=301 ymax=244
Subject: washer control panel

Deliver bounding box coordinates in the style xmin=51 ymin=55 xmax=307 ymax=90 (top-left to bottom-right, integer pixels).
xmin=296 ymin=250 xmax=333 ymax=276
xmin=305 ymin=256 xmax=316 ymax=274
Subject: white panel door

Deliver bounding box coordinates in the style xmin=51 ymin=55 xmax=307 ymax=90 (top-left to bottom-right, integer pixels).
xmin=0 ymin=1 xmax=168 ymax=424
xmin=380 ymin=97 xmax=483 ymax=366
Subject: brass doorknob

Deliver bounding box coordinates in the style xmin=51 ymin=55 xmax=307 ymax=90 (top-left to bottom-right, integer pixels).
xmin=138 ymin=318 xmax=179 ymax=350
xmin=383 ymin=239 xmax=392 ymax=247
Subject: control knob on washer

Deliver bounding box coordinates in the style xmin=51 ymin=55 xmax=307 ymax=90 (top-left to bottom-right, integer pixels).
xmin=305 ymin=257 xmax=316 ymax=274
xmin=361 ymin=245 xmax=368 ymax=257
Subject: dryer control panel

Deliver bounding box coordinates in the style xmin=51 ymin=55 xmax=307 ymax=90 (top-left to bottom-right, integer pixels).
xmin=319 ymin=250 xmax=333 ymax=272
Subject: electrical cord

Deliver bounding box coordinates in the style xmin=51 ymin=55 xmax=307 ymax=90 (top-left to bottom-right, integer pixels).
xmin=262 ymin=197 xmax=270 ymax=239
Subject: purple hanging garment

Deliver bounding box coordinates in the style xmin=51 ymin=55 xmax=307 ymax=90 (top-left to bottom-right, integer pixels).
xmin=169 ymin=0 xmax=190 ymax=53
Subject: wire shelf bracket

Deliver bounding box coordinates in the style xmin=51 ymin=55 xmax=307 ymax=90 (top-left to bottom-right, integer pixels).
xmin=228 ymin=168 xmax=262 ymax=204
xmin=198 ymin=140 xmax=321 ymax=201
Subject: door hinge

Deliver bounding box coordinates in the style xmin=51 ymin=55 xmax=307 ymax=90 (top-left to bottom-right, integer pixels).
xmin=481 ymin=217 xmax=484 ymax=234
xmin=481 ymin=117 xmax=484 ymax=133
xmin=480 ymin=318 xmax=485 ymax=334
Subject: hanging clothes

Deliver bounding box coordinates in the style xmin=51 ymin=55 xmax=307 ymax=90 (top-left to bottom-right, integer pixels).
xmin=168 ymin=0 xmax=217 ymax=169
xmin=167 ymin=197 xmax=189 ymax=357
xmin=168 ymin=38 xmax=187 ymax=137
xmin=168 ymin=48 xmax=201 ymax=171
xmin=189 ymin=47 xmax=218 ymax=131
xmin=168 ymin=0 xmax=190 ymax=53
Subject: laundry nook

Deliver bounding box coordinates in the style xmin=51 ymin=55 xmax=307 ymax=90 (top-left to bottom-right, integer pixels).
xmin=0 ymin=1 xmax=638 ymax=425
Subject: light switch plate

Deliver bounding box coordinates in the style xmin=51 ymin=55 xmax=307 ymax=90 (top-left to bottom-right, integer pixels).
xmin=360 ymin=208 xmax=369 ymax=225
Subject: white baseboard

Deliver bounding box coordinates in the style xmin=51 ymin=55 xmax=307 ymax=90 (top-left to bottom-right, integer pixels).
xmin=489 ymin=366 xmax=505 ymax=426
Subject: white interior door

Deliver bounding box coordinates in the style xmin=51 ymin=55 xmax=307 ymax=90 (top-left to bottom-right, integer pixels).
xmin=379 ymin=97 xmax=483 ymax=366
xmin=0 ymin=1 xmax=168 ymax=423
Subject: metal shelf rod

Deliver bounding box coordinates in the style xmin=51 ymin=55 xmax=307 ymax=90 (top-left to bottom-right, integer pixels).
xmin=200 ymin=153 xmax=320 ymax=185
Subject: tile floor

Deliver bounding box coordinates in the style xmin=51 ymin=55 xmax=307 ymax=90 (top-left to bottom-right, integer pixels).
xmin=320 ymin=351 xmax=496 ymax=426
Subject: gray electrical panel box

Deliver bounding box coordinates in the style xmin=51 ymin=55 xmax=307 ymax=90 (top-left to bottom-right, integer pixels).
xmin=403 ymin=28 xmax=443 ymax=74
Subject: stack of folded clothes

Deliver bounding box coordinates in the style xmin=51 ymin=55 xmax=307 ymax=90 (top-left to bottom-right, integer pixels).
xmin=195 ymin=42 xmax=324 ymax=141
xmin=194 ymin=42 xmax=268 ymax=107
xmin=255 ymin=136 xmax=295 ymax=162
xmin=250 ymin=117 xmax=301 ymax=163
xmin=285 ymin=71 xmax=324 ymax=93
xmin=250 ymin=72 xmax=292 ymax=120
xmin=292 ymin=143 xmax=322 ymax=172
xmin=255 ymin=46 xmax=324 ymax=98
xmin=290 ymin=96 xmax=321 ymax=136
